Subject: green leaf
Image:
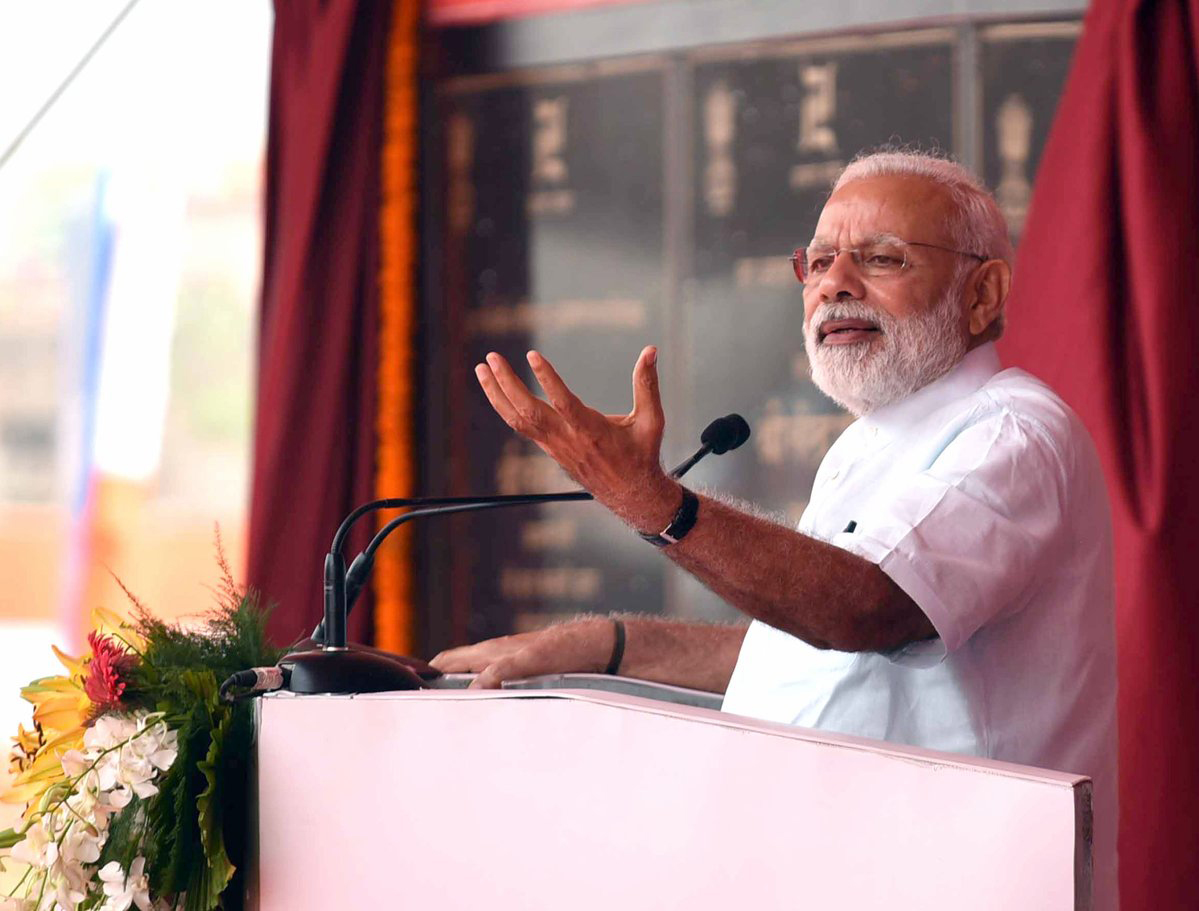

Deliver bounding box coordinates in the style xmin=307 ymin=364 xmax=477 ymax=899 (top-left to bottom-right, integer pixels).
xmin=96 ymin=796 xmax=145 ymax=871
xmin=194 ymin=705 xmax=236 ymax=908
xmin=0 ymin=827 xmax=23 ymax=850
xmin=144 ymin=695 xmax=213 ymax=900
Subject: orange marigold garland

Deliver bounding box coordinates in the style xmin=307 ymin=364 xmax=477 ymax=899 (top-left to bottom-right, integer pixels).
xmin=374 ymin=0 xmax=420 ymax=654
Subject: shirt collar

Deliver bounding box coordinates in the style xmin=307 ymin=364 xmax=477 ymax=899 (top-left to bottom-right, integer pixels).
xmin=859 ymin=342 xmax=1002 ymax=440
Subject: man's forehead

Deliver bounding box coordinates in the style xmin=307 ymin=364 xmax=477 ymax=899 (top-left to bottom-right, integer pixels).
xmin=810 ymin=176 xmax=956 ymax=246
xmin=807 ymin=231 xmax=904 ymax=248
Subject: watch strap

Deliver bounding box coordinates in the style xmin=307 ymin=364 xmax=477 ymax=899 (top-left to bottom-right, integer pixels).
xmin=638 ymin=487 xmax=699 ymax=548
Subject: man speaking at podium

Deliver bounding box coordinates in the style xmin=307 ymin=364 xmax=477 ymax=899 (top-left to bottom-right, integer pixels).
xmin=431 ymin=151 xmax=1118 ymax=905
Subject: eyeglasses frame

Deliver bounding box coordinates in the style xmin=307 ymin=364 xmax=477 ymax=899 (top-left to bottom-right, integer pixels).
xmin=789 ymin=240 xmax=988 ymax=284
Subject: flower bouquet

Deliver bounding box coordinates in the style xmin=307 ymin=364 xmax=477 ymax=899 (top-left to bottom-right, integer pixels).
xmin=1 ymin=545 xmax=282 ymax=911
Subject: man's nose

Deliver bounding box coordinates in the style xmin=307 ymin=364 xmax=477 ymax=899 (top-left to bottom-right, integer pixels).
xmin=817 ymin=250 xmax=866 ymax=302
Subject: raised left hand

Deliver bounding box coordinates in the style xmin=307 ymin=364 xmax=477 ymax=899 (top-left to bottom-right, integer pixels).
xmin=474 ymin=346 xmax=680 ymax=531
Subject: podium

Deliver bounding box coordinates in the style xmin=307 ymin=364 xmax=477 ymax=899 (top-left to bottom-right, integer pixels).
xmin=250 ymin=678 xmax=1091 ymax=910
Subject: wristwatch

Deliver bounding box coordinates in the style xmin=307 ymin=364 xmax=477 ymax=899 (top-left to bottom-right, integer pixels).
xmin=637 ymin=487 xmax=700 ymax=548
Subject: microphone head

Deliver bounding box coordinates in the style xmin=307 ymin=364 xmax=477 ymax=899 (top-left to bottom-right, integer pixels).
xmin=701 ymin=414 xmax=751 ymax=455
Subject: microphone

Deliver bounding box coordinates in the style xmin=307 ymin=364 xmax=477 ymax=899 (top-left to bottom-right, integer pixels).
xmin=284 ymin=414 xmax=751 ymax=694
xmin=667 ymin=413 xmax=751 ymax=479
xmin=332 ymin=414 xmax=751 ymax=621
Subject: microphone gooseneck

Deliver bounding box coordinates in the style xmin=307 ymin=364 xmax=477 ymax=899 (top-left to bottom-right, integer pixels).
xmin=322 ymin=413 xmax=754 ymax=628
xmin=293 ymin=413 xmax=752 ymax=693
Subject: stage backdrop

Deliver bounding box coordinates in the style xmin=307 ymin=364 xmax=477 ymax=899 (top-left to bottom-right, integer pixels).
xmin=999 ymin=0 xmax=1199 ymax=908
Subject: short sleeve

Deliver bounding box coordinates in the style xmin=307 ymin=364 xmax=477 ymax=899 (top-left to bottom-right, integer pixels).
xmin=833 ymin=411 xmax=1068 ymax=656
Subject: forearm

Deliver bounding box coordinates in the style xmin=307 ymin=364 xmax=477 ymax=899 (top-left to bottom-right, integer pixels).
xmin=628 ymin=485 xmax=930 ymax=652
xmin=429 ymin=613 xmax=746 ymax=692
xmin=617 ymin=614 xmax=746 ymax=694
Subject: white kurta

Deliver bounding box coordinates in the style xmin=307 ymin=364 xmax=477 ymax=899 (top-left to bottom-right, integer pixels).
xmin=722 ymin=342 xmax=1118 ymax=909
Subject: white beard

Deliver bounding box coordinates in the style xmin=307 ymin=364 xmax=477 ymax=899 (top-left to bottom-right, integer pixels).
xmin=804 ymin=288 xmax=968 ymax=417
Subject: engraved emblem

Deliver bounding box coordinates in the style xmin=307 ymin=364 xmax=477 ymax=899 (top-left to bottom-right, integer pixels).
xmin=532 ymin=97 xmax=570 ymax=184
xmin=703 ymin=80 xmax=737 ymax=216
xmin=995 ymin=93 xmax=1033 ymax=235
xmin=790 ymin=62 xmax=844 ymax=190
xmin=528 ymin=96 xmax=575 ymax=215
xmin=797 ymin=62 xmax=839 ymax=156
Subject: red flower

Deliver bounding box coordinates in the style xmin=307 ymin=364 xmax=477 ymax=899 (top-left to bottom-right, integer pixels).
xmin=83 ymin=632 xmax=136 ymax=710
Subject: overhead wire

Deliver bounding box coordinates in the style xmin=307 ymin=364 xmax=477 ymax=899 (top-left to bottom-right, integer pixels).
xmin=0 ymin=0 xmax=144 ymax=173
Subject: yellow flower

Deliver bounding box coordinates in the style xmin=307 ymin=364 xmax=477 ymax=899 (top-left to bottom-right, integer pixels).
xmin=2 ymin=647 xmax=92 ymax=817
xmin=2 ymin=615 xmax=141 ymax=818
xmin=11 ymin=723 xmax=40 ymax=762
xmin=91 ymin=606 xmax=146 ymax=654
xmin=1 ymin=728 xmax=87 ymax=817
xmin=21 ymin=673 xmax=91 ymax=736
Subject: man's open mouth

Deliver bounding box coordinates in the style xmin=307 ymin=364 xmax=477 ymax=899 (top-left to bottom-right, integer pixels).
xmin=818 ymin=319 xmax=882 ymax=345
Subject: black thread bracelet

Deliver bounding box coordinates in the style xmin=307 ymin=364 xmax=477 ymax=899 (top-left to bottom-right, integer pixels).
xmin=605 ymin=617 xmax=626 ymax=675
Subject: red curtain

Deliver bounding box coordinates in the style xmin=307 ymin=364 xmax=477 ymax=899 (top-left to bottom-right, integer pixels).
xmin=248 ymin=0 xmax=393 ymax=646
xmin=998 ymin=1 xmax=1199 ymax=907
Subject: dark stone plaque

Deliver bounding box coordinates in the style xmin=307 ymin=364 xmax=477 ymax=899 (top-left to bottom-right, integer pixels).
xmin=681 ymin=36 xmax=956 ymax=617
xmin=440 ymin=65 xmax=667 ymax=639
xmin=980 ymin=24 xmax=1080 ymax=241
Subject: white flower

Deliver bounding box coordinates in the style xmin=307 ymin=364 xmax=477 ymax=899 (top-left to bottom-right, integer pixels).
xmin=81 ymin=714 xmax=177 ymax=810
xmin=9 ymin=819 xmax=60 ymax=871
xmin=98 ymin=857 xmax=153 ymax=911
xmin=9 ymin=813 xmax=93 ymax=911
xmin=7 ymin=711 xmax=177 ymax=911
xmin=84 ymin=716 xmax=139 ymax=752
xmin=60 ymin=825 xmax=102 ymax=867
xmin=128 ymin=719 xmax=178 ymax=774
xmin=60 ymin=750 xmax=88 ymax=778
xmin=52 ymin=874 xmax=87 ymax=911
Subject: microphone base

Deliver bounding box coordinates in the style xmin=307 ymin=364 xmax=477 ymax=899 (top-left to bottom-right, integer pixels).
xmin=280 ymin=645 xmax=424 ymax=694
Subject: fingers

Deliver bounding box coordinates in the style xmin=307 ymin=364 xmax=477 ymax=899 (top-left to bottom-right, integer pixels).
xmin=471 ymin=650 xmax=540 ymax=689
xmin=435 ymin=619 xmax=611 ymax=689
xmin=476 ymin=352 xmax=561 ymax=441
xmin=630 ymin=345 xmax=665 ymax=434
xmin=475 ymin=362 xmax=525 ymax=430
xmin=429 ymin=632 xmax=537 ymax=673
xmin=526 ymin=350 xmax=587 ymax=422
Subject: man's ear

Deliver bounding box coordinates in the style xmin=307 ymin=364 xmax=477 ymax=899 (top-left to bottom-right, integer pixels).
xmin=967 ymin=260 xmax=1012 ymax=338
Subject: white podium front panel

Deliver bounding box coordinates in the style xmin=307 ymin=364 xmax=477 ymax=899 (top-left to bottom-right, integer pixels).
xmin=252 ymin=689 xmax=1089 ymax=910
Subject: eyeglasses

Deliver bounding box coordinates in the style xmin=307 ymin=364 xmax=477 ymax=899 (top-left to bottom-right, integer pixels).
xmin=790 ymin=240 xmax=987 ymax=283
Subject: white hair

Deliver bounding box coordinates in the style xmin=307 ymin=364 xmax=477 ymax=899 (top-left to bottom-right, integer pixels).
xmin=832 ymin=150 xmax=1014 ymax=265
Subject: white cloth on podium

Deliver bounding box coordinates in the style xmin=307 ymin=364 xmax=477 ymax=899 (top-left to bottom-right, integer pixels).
xmin=721 ymin=342 xmax=1118 ymax=910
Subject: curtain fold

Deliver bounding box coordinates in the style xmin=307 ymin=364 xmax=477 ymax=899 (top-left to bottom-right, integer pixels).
xmin=248 ymin=0 xmax=393 ymax=646
xmin=998 ymin=1 xmax=1199 ymax=907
